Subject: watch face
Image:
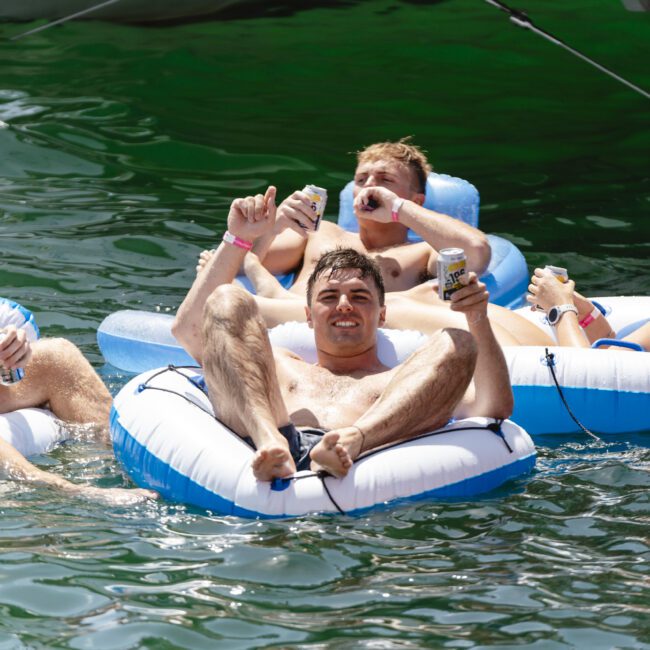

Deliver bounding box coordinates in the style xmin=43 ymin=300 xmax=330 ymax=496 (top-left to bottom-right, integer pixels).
xmin=548 ymin=307 xmax=559 ymax=325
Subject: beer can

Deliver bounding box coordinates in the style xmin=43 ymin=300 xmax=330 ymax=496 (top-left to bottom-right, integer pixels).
xmin=302 ymin=184 xmax=328 ymax=231
xmin=0 ymin=365 xmax=24 ymax=386
xmin=437 ymin=248 xmax=467 ymax=300
xmin=0 ymin=331 xmax=24 ymax=386
xmin=545 ymin=265 xmax=568 ymax=283
xmin=535 ymin=265 xmax=569 ymax=311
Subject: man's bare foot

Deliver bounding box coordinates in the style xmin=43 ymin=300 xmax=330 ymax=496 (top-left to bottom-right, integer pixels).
xmin=309 ymin=431 xmax=354 ymax=478
xmin=195 ymin=249 xmax=215 ymax=276
xmin=252 ymin=445 xmax=296 ymax=481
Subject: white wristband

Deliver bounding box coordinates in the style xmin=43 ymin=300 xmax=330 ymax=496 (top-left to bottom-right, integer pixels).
xmin=391 ymin=198 xmax=405 ymax=222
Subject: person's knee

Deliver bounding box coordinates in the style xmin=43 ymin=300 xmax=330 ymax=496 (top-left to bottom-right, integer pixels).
xmin=205 ymin=284 xmax=257 ymax=321
xmin=204 ymin=284 xmax=263 ymax=337
xmin=29 ymin=337 xmax=80 ymax=369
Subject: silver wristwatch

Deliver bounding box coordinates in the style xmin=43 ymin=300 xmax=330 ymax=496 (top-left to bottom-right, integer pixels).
xmin=547 ymin=304 xmax=578 ymax=326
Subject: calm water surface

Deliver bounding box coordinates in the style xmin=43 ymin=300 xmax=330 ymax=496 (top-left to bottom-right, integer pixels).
xmin=0 ymin=0 xmax=648 ymax=647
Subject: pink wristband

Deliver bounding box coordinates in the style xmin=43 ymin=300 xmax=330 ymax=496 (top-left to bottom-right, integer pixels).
xmin=222 ymin=230 xmax=252 ymax=251
xmin=391 ymin=197 xmax=404 ymax=222
xmin=579 ymin=306 xmax=600 ymax=329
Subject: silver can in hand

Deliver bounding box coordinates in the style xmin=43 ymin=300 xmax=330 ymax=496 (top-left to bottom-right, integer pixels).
xmin=0 ymin=331 xmax=25 ymax=385
xmin=301 ymin=184 xmax=328 ymax=231
xmin=437 ymin=248 xmax=467 ymax=300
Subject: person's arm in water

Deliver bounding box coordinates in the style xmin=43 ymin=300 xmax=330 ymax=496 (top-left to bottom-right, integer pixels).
xmin=354 ymin=186 xmax=491 ymax=275
xmin=172 ymin=186 xmax=277 ymax=364
xmin=450 ymin=273 xmax=514 ymax=420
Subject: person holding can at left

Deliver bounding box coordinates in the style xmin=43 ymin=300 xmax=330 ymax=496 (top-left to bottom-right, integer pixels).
xmin=0 ymin=321 xmax=157 ymax=504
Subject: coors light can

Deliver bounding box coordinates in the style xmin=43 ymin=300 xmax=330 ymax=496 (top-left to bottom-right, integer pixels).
xmin=0 ymin=331 xmax=25 ymax=386
xmin=302 ymin=184 xmax=328 ymax=231
xmin=437 ymin=248 xmax=467 ymax=300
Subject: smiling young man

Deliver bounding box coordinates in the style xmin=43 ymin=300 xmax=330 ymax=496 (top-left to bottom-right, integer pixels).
xmin=173 ymin=187 xmax=513 ymax=481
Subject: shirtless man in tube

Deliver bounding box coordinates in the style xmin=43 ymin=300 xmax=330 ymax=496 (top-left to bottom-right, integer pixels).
xmin=173 ymin=186 xmax=513 ymax=481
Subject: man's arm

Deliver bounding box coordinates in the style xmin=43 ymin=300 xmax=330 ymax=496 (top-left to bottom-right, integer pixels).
xmin=354 ymin=186 xmax=491 ymax=274
xmin=451 ymin=273 xmax=514 ymax=420
xmin=172 ymin=187 xmax=277 ymax=364
xmin=527 ymin=269 xmax=615 ymax=347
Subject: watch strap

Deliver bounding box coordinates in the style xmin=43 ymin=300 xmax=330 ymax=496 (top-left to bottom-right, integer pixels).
xmin=548 ymin=303 xmax=578 ymax=325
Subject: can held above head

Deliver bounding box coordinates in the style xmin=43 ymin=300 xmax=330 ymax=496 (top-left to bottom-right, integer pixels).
xmin=302 ymin=184 xmax=328 ymax=231
xmin=0 ymin=330 xmax=25 ymax=385
xmin=437 ymin=248 xmax=467 ymax=300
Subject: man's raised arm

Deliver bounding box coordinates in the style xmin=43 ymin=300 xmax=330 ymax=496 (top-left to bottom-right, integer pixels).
xmin=354 ymin=186 xmax=491 ymax=275
xmin=450 ymin=273 xmax=514 ymax=420
xmin=172 ymin=187 xmax=276 ymax=364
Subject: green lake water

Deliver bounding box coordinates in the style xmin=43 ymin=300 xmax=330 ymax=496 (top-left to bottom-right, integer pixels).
xmin=0 ymin=0 xmax=649 ymax=647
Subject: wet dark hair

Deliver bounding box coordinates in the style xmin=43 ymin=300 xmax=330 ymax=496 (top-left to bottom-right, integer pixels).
xmin=306 ymin=247 xmax=385 ymax=306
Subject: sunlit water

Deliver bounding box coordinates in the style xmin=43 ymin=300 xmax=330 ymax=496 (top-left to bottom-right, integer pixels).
xmin=0 ymin=0 xmax=648 ymax=646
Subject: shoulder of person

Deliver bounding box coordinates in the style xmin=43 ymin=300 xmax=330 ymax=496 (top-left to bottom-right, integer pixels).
xmin=318 ymin=220 xmax=346 ymax=235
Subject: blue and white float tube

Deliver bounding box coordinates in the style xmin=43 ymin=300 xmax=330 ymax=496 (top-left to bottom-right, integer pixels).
xmin=338 ymin=173 xmax=529 ymax=309
xmin=0 ymin=298 xmax=67 ymax=456
xmin=508 ymin=297 xmax=650 ymax=435
xmin=0 ymin=297 xmax=40 ymax=342
xmin=110 ymin=333 xmax=536 ymax=518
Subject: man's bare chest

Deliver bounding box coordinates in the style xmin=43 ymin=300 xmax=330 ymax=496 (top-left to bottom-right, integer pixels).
xmin=280 ymin=364 xmax=387 ymax=429
xmin=303 ymin=232 xmax=430 ymax=291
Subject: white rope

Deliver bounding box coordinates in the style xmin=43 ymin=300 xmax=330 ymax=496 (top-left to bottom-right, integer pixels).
xmin=485 ymin=0 xmax=650 ymax=100
xmin=11 ymin=0 xmax=123 ymax=41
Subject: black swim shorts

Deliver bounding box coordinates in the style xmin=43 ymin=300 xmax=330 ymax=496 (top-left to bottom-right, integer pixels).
xmin=242 ymin=424 xmax=326 ymax=472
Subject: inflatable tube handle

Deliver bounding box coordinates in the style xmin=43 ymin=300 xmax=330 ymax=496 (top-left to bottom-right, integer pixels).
xmin=591 ymin=338 xmax=644 ymax=351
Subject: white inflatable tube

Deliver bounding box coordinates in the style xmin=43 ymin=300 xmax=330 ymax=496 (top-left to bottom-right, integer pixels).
xmin=0 ymin=298 xmax=66 ymax=456
xmin=0 ymin=409 xmax=67 ymax=457
xmin=508 ymin=297 xmax=650 ymax=434
xmin=111 ymin=366 xmax=535 ymax=518
xmin=0 ymin=297 xmax=39 ymax=342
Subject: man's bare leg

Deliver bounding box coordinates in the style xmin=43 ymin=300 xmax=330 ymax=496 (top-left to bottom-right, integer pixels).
xmin=201 ymin=284 xmax=296 ymax=481
xmin=0 ymin=338 xmax=112 ymax=441
xmin=386 ymin=284 xmax=553 ymax=346
xmin=310 ymin=328 xmax=477 ymax=477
